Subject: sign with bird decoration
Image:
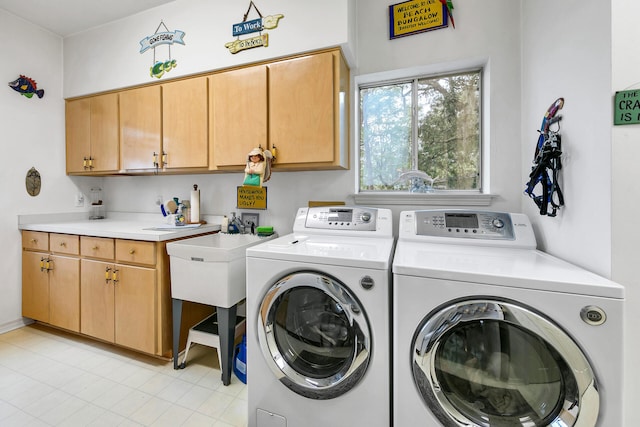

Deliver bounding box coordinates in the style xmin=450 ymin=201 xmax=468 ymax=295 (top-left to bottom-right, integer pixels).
xmin=389 ymin=0 xmax=454 ymax=39
xmin=8 ymin=75 xmax=44 ymax=99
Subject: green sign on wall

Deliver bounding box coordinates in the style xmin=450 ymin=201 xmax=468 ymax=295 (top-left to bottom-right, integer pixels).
xmin=615 ymin=89 xmax=640 ymax=125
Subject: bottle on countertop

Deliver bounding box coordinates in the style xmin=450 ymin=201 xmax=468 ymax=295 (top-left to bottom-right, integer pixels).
xmin=175 ymin=203 xmax=186 ymax=226
xmin=221 ymin=215 xmax=229 ymax=233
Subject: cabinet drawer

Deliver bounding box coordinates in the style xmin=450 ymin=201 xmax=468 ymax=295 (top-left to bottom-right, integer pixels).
xmin=81 ymin=236 xmax=115 ymax=260
xmin=116 ymin=240 xmax=156 ymax=266
xmin=23 ymin=231 xmax=49 ymax=251
xmin=50 ymin=234 xmax=80 ymax=255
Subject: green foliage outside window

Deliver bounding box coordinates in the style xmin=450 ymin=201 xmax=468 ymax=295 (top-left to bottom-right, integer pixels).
xmin=359 ymin=70 xmax=481 ymax=192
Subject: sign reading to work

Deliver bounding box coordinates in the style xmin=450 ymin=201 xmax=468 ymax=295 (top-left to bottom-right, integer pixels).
xmin=389 ymin=0 xmax=447 ymax=39
xmin=615 ymin=89 xmax=640 ymax=125
xmin=237 ymin=186 xmax=267 ymax=209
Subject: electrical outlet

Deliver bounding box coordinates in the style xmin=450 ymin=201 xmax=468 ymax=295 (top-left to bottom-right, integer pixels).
xmin=75 ymin=192 xmax=84 ymax=207
xmin=241 ymin=213 xmax=259 ymax=228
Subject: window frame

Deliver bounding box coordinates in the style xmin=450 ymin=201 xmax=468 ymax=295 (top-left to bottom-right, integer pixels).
xmin=353 ymin=63 xmax=494 ymax=207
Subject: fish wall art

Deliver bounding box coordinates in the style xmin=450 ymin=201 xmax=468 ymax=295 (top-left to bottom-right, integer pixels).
xmin=8 ymin=75 xmax=44 ymax=99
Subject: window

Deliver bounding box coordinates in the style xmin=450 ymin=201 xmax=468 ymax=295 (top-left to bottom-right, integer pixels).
xmin=358 ymin=69 xmax=482 ymax=194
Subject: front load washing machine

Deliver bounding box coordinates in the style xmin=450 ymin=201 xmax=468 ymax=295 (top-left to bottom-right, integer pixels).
xmin=246 ymin=206 xmax=394 ymax=427
xmin=393 ymin=210 xmax=624 ymax=427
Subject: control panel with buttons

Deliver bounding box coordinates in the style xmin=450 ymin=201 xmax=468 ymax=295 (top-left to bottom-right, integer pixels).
xmin=415 ymin=210 xmax=515 ymax=240
xmin=304 ymin=207 xmax=378 ymax=231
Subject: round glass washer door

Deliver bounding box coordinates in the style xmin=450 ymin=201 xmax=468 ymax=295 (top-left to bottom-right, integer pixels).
xmin=412 ymin=299 xmax=599 ymax=427
xmin=257 ymin=271 xmax=371 ymax=400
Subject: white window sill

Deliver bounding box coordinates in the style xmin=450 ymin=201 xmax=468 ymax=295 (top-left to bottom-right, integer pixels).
xmin=353 ymin=192 xmax=495 ymax=206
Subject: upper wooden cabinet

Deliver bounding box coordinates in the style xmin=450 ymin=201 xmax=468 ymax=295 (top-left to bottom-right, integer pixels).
xmin=66 ymin=93 xmax=119 ymax=174
xmin=120 ymin=85 xmax=162 ymax=171
xmin=65 ymin=48 xmax=350 ymax=175
xmin=210 ymin=65 xmax=268 ymax=170
xmin=162 ymin=77 xmax=209 ymax=170
xmin=210 ymin=49 xmax=349 ymax=171
xmin=119 ymin=79 xmax=209 ymax=173
xmin=269 ymin=50 xmax=348 ymax=169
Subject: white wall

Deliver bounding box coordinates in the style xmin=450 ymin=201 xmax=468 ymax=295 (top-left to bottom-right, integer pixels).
xmin=63 ymin=0 xmax=353 ymax=98
xmin=521 ymin=0 xmax=612 ymax=276
xmin=0 ymin=10 xmax=90 ymax=331
xmin=611 ymin=0 xmax=640 ymax=424
xmin=63 ymin=0 xmax=524 ymax=237
xmin=356 ymin=0 xmax=522 ymax=216
xmin=63 ymin=0 xmax=358 ymax=235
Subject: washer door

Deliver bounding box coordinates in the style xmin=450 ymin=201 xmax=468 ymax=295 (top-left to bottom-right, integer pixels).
xmin=412 ymin=299 xmax=599 ymax=426
xmin=258 ymin=271 xmax=371 ymax=399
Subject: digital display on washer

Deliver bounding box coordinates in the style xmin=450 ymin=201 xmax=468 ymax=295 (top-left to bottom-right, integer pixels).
xmin=327 ymin=209 xmax=353 ymax=222
xmin=445 ymin=213 xmax=479 ymax=229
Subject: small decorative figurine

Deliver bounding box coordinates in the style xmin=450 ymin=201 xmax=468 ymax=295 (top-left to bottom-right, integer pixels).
xmin=8 ymin=75 xmax=44 ymax=98
xmin=243 ymin=147 xmax=273 ymax=187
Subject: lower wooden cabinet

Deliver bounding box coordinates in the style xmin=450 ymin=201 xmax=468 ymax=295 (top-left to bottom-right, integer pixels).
xmin=22 ymin=232 xmax=80 ymax=332
xmin=81 ymin=259 xmax=156 ymax=354
xmin=22 ymin=231 xmax=213 ymax=358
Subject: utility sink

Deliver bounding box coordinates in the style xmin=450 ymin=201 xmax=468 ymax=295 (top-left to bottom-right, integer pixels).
xmin=167 ymin=233 xmax=276 ymax=307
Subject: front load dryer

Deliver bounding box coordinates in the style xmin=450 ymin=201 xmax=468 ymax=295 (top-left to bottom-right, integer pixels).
xmin=393 ymin=210 xmax=624 ymax=427
xmin=246 ymin=206 xmax=394 ymax=427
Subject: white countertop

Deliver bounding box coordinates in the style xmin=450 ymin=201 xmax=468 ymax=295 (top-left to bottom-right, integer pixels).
xmin=18 ymin=212 xmax=222 ymax=242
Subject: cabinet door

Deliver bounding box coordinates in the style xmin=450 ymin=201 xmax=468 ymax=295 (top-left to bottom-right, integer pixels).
xmin=269 ymin=52 xmax=335 ymax=165
xmin=120 ymin=86 xmax=161 ymax=171
xmin=114 ymin=265 xmax=156 ymax=354
xmin=210 ymin=66 xmax=268 ymax=169
xmin=66 ymin=98 xmax=91 ymax=174
xmin=49 ymin=255 xmax=80 ymax=332
xmin=90 ymin=93 xmax=120 ymax=172
xmin=81 ymin=259 xmax=115 ymax=342
xmin=163 ymin=77 xmax=208 ymax=169
xmin=22 ymin=251 xmax=49 ymax=322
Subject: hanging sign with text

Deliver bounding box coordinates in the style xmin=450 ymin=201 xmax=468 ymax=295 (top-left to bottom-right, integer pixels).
xmin=225 ymin=1 xmax=284 ymax=54
xmin=237 ymin=186 xmax=267 ymax=209
xmin=614 ymin=89 xmax=640 ymax=125
xmin=389 ymin=0 xmax=448 ymax=39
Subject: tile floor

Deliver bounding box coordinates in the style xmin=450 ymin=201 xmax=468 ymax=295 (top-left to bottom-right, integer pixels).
xmin=0 ymin=324 xmax=248 ymax=426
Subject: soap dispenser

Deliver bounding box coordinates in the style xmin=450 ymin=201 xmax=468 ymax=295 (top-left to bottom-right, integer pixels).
xmin=228 ymin=212 xmax=240 ymax=234
xmin=175 ymin=203 xmax=186 ymax=226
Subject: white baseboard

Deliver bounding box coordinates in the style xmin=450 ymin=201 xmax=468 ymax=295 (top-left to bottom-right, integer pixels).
xmin=0 ymin=318 xmax=33 ymax=335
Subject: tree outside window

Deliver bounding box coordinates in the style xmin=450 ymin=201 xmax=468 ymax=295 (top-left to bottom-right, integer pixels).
xmin=359 ymin=70 xmax=481 ymax=193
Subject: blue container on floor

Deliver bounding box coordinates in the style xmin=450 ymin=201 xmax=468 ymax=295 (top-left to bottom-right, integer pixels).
xmin=234 ymin=334 xmax=247 ymax=384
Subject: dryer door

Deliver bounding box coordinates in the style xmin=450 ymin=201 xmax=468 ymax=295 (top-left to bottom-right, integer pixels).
xmin=412 ymin=299 xmax=598 ymax=427
xmin=258 ymin=271 xmax=371 ymax=399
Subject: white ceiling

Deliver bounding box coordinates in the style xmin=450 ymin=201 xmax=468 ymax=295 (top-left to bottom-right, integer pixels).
xmin=0 ymin=0 xmax=176 ymax=36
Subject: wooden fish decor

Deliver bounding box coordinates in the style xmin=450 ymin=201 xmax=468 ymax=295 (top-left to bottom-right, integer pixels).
xmin=9 ymin=75 xmax=44 ymax=98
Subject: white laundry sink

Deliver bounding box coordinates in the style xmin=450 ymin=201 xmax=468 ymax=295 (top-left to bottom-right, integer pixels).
xmin=167 ymin=233 xmax=276 ymax=307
